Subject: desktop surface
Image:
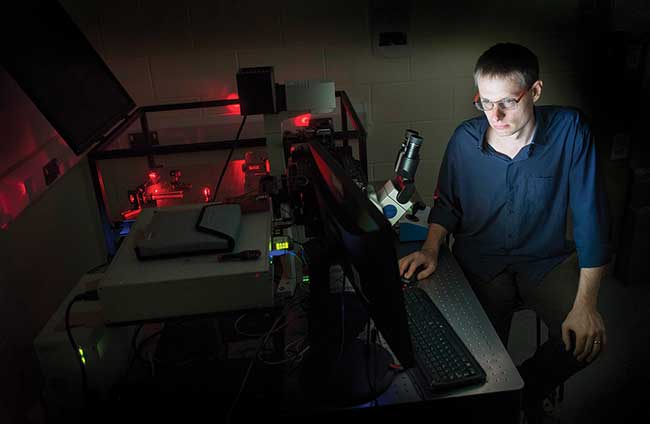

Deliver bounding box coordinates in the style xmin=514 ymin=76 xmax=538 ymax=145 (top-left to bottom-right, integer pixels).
xmin=381 ymin=243 xmax=523 ymax=402
xmin=274 ymin=241 xmax=523 ymax=423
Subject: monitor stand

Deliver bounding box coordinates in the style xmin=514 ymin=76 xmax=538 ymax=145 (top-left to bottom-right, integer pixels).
xmin=298 ymin=240 xmax=398 ymax=407
xmin=300 ymin=338 xmax=396 ymax=407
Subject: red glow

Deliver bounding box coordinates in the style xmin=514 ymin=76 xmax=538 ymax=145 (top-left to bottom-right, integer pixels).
xmin=202 ymin=187 xmax=211 ymax=202
xmin=18 ymin=182 xmax=27 ymax=197
xmin=233 ymin=159 xmax=247 ymax=186
xmin=148 ymin=171 xmax=159 ymax=182
xmin=226 ymin=93 xmax=241 ymax=115
xmin=122 ymin=208 xmax=142 ymax=220
xmin=294 ymin=114 xmax=311 ymax=127
xmin=248 ymin=164 xmax=261 ymax=171
xmin=151 ymin=192 xmax=184 ymax=200
xmin=213 ymin=159 xmax=247 ymax=201
xmin=129 ymin=194 xmax=136 ymax=203
xmin=265 ymin=159 xmax=270 ymax=174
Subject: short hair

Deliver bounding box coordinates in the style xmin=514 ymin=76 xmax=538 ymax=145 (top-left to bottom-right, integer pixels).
xmin=473 ymin=43 xmax=539 ymax=89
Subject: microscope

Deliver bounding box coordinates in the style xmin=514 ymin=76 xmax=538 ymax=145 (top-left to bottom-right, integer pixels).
xmin=369 ymin=129 xmax=424 ymax=226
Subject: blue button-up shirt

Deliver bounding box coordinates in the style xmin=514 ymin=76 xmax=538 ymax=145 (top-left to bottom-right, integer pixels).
xmin=428 ymin=106 xmax=611 ymax=284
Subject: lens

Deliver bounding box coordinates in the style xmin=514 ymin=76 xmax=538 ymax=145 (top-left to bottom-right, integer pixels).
xmin=501 ymin=99 xmax=517 ymax=110
xmin=475 ymin=100 xmax=492 ymax=111
xmin=404 ymin=129 xmax=419 ymax=144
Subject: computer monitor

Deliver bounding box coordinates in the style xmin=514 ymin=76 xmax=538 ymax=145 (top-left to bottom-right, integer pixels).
xmin=298 ymin=139 xmax=414 ymax=405
xmin=3 ymin=0 xmax=135 ymax=155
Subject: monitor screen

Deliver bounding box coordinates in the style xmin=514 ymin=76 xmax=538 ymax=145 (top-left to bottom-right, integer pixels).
xmin=305 ymin=139 xmax=414 ymax=369
xmin=2 ymin=0 xmax=135 ymax=155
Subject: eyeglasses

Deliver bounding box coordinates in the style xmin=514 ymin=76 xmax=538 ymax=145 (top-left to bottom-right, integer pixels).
xmin=473 ymin=87 xmax=529 ymax=112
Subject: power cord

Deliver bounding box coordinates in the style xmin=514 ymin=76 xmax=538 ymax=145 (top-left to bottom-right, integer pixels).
xmin=225 ymin=311 xmax=285 ymax=424
xmin=225 ymin=290 xmax=309 ymax=423
xmin=212 ymin=114 xmax=248 ymax=202
xmin=366 ymin=319 xmax=379 ymax=406
xmin=64 ymin=289 xmax=99 ymax=412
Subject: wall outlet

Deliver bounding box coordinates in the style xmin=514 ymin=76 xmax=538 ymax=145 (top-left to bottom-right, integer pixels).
xmin=42 ymin=158 xmax=60 ymax=186
xmin=128 ymin=131 xmax=159 ymax=147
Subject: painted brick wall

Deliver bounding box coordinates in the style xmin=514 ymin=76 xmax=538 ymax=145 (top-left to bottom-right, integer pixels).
xmin=61 ymin=0 xmax=590 ymax=203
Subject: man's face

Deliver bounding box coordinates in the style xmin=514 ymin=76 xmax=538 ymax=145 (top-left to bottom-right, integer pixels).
xmin=476 ymin=75 xmax=541 ymax=139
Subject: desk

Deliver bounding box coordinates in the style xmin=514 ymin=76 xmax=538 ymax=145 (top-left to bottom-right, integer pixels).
xmin=272 ymin=242 xmax=523 ymax=423
xmin=92 ymin=236 xmax=523 ymax=423
xmin=387 ymin=243 xmax=524 ymax=400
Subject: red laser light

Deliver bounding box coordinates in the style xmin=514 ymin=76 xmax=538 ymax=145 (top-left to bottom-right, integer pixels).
xmin=294 ymin=114 xmax=311 ymax=127
xmin=226 ymin=93 xmax=240 ymax=115
xmin=202 ymin=187 xmax=211 ymax=202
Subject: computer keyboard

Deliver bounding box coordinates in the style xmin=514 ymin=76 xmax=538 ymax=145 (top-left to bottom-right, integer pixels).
xmin=403 ymin=286 xmax=486 ymax=394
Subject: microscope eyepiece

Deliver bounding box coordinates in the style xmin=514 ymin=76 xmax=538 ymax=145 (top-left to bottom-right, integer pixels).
xmin=397 ymin=133 xmax=423 ymax=182
xmin=404 ymin=134 xmax=423 ymax=158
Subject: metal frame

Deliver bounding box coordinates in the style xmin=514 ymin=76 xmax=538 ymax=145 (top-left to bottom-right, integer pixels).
xmin=88 ymin=90 xmax=367 ymax=255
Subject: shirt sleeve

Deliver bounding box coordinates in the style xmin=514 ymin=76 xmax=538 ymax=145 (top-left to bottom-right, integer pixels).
xmin=428 ymin=136 xmax=462 ymax=233
xmin=569 ymin=122 xmax=612 ymax=268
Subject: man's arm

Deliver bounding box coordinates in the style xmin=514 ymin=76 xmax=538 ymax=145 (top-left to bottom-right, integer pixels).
xmin=574 ymin=266 xmax=606 ymax=309
xmin=399 ymin=132 xmax=459 ymax=280
xmin=422 ymin=222 xmax=448 ymax=255
xmin=562 ymin=265 xmax=607 ymax=363
xmin=398 ymin=223 xmax=448 ymax=279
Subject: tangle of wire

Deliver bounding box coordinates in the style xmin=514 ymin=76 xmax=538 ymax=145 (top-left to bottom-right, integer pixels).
xmin=225 ymin=288 xmax=309 ymax=423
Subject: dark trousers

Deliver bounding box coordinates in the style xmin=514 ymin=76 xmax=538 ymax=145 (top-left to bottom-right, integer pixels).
xmin=462 ymin=253 xmax=590 ymax=404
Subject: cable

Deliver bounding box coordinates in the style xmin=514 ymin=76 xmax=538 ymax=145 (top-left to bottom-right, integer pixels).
xmin=64 ymin=290 xmax=99 ymax=412
xmin=212 ymin=114 xmax=248 ymax=202
xmin=287 ymin=238 xmax=309 ymax=264
xmin=366 ymin=318 xmax=379 ymax=405
xmin=225 ymin=312 xmax=285 ymax=424
xmin=225 ymin=288 xmax=310 ymax=422
xmin=234 ymin=313 xmax=273 ymax=338
xmin=334 ymin=270 xmax=346 ymax=367
xmin=130 ymin=324 xmax=145 ymax=364
xmin=85 ymin=261 xmax=109 ymax=274
xmin=269 ymin=249 xmax=305 ymax=266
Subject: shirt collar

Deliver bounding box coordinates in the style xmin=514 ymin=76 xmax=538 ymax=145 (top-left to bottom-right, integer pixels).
xmin=476 ymin=106 xmax=548 ymax=152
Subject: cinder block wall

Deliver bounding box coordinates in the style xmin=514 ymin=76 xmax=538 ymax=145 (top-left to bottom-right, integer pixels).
xmin=62 ymin=0 xmax=591 ymax=203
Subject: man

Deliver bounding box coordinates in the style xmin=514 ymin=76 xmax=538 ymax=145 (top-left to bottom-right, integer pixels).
xmin=399 ymin=43 xmax=611 ymax=423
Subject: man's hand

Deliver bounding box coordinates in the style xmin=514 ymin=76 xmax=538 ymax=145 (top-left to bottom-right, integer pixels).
xmin=398 ymin=248 xmax=439 ymax=281
xmin=561 ymin=305 xmax=606 ymax=363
